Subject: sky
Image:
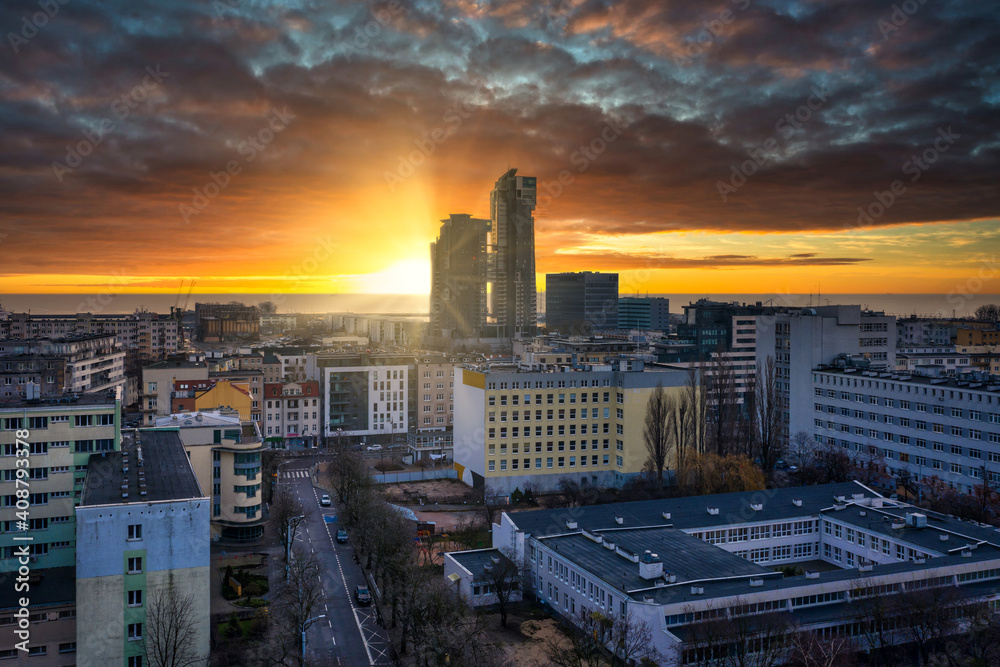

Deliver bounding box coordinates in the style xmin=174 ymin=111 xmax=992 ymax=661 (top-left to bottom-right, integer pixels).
xmin=1 ymin=0 xmax=998 ymax=297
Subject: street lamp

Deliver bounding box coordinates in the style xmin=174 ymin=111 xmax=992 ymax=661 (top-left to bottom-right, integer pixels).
xmin=301 ymin=614 xmax=326 ymax=664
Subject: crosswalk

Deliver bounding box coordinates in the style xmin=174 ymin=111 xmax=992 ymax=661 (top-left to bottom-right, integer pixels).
xmin=283 ymin=470 xmax=309 ymax=478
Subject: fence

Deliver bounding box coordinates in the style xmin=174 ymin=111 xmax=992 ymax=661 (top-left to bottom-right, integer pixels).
xmin=372 ymin=469 xmax=457 ymax=484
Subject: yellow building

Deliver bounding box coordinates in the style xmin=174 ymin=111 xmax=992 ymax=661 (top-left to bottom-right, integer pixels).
xmin=453 ymin=362 xmax=693 ymax=494
xmin=192 ymin=379 xmax=253 ymax=422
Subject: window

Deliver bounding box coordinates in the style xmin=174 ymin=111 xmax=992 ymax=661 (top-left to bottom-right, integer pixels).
xmin=128 ymin=657 xmax=144 ymax=667
xmin=127 ymin=524 xmax=142 ymax=541
xmin=128 ymin=589 xmax=143 ymax=607
xmin=128 ymin=623 xmax=143 ymax=641
xmin=128 ymin=557 xmax=143 ymax=574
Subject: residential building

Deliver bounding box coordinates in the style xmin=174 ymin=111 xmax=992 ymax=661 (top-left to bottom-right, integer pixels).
xmin=312 ymin=352 xmax=416 ymax=441
xmin=0 ymin=393 xmax=120 ymax=570
xmin=956 ymin=345 xmax=1000 ymax=375
xmin=171 ymin=377 xmax=254 ymax=422
xmin=194 ymin=302 xmax=260 ymax=342
xmin=415 ymin=352 xmax=485 ymax=432
xmin=330 ymin=313 xmax=425 ymax=347
xmin=262 ymin=353 xmax=283 ymax=384
xmin=209 ymin=368 xmax=263 ymax=427
xmin=812 ymin=365 xmax=1000 ymax=495
xmin=149 ymin=411 xmax=265 ymax=541
xmin=895 ymin=349 xmax=972 ymax=376
xmin=896 ymin=317 xmax=956 ymax=346
xmin=757 ymin=305 xmax=896 ymax=443
xmin=618 ymin=297 xmax=670 ymax=331
xmin=0 ymin=567 xmax=77 ymax=666
xmin=957 ymin=327 xmax=1000 ymax=346
xmin=473 ymin=481 xmax=1000 ymax=665
xmin=140 ymin=356 xmax=208 ymax=425
xmin=488 ymin=168 xmax=537 ymax=339
xmin=263 ymin=381 xmax=321 ymax=447
xmin=0 ymin=310 xmax=179 ymax=360
xmin=0 ymin=335 xmax=126 ymax=398
xmin=453 ymin=362 xmax=691 ymax=493
xmin=0 ymin=354 xmax=65 ymax=400
xmin=430 ymin=214 xmax=490 ymax=339
xmin=544 ymin=272 xmax=619 ymax=335
xmin=76 ymin=429 xmax=209 ymax=667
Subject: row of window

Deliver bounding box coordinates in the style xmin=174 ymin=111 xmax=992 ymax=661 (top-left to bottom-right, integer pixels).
xmin=489 ymin=440 xmax=611 ymax=455
xmin=488 ymin=391 xmax=613 ymax=406
xmin=691 ymin=521 xmax=818 ymax=545
xmin=489 ymin=455 xmax=614 ymax=471
xmin=0 ymin=413 xmax=115 ymax=429
xmin=487 ymin=379 xmax=612 ymax=390
xmin=489 ymin=408 xmax=613 ymax=421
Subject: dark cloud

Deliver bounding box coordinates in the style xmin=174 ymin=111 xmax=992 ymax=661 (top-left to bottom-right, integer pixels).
xmin=0 ymin=0 xmax=997 ymax=278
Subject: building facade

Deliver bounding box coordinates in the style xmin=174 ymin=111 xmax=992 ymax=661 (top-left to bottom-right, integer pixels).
xmin=488 ymin=168 xmax=537 ymax=339
xmin=0 ymin=336 xmax=126 ymax=398
xmin=140 ymin=358 xmax=209 ymax=425
xmin=430 ymin=214 xmax=490 ymax=340
xmin=544 ymin=272 xmax=619 ymax=335
xmin=263 ymin=381 xmax=321 ymax=447
xmin=194 ymin=303 xmax=260 ymax=342
xmin=0 ymin=310 xmax=179 ymax=360
xmin=453 ymin=363 xmax=691 ymax=493
xmin=618 ymin=297 xmax=670 ymax=331
xmin=313 ymin=352 xmax=415 ymax=441
xmin=76 ymin=430 xmax=209 ymax=667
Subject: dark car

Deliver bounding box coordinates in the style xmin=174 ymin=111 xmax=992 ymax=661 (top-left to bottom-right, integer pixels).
xmin=354 ymin=584 xmax=372 ymax=605
xmin=336 ymin=529 xmax=348 ymax=543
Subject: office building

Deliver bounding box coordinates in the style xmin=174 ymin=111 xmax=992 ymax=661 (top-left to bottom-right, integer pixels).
xmin=149 ymin=411 xmax=265 ymax=541
xmin=453 ymin=362 xmax=690 ymax=493
xmin=76 ymin=429 xmax=209 ymax=667
xmin=488 ymin=168 xmax=537 ymax=339
xmin=313 ymin=352 xmax=415 ymax=441
xmin=194 ymin=302 xmax=260 ymax=342
xmin=263 ymin=381 xmax=321 ymax=447
xmin=618 ymin=296 xmax=670 ymax=331
xmin=758 ymin=305 xmax=896 ymax=443
xmin=472 ymin=481 xmax=1000 ymax=665
xmin=545 ymin=272 xmax=619 ymax=335
xmin=430 ymin=214 xmax=490 ymax=339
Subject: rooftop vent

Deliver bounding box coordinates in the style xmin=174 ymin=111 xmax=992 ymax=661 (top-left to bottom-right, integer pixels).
xmin=662 ymin=511 xmax=671 ymax=520
xmin=792 ymin=499 xmax=803 ymax=507
xmin=906 ymin=513 xmax=928 ymax=528
xmin=751 ymin=503 xmax=763 ymax=512
xmin=805 ymin=571 xmax=820 ymax=579
xmin=914 ymin=557 xmax=926 ymax=564
xmin=835 ymin=495 xmax=846 ymax=502
xmin=859 ymin=564 xmax=873 ymax=572
xmin=707 ymin=507 xmax=720 ymax=516
xmin=940 ymin=534 xmax=950 ymax=542
xmin=749 ymin=578 xmax=764 ymax=587
xmin=833 ymin=503 xmax=846 ymax=511
xmin=891 ymin=521 xmax=907 ymax=530
xmin=961 ymin=550 xmax=972 ymax=558
xmin=614 ymin=515 xmax=624 ymax=525
xmin=566 ymin=520 xmax=578 ymax=530
xmin=690 ymin=586 xmax=704 ymax=595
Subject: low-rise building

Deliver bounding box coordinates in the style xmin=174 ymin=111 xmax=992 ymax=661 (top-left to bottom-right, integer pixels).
xmin=140 ymin=357 xmax=209 ymax=425
xmin=76 ymin=429 xmax=209 ymax=667
xmin=471 ymin=481 xmax=1000 ymax=665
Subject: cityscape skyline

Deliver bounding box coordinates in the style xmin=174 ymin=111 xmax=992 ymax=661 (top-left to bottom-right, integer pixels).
xmin=1 ymin=1 xmax=998 ymax=297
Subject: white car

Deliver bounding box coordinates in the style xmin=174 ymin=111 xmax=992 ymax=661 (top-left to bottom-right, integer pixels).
xmin=320 ymin=494 xmax=331 ymax=507
xmin=366 ymin=444 xmax=382 ymax=452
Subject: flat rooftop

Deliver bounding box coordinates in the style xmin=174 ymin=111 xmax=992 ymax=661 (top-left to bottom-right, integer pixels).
xmin=815 ymin=366 xmax=1000 ymax=391
xmin=81 ymin=430 xmax=204 ymax=506
xmin=821 ymin=503 xmax=1000 ymax=554
xmin=448 ymin=548 xmax=517 ymax=576
xmin=0 ymin=393 xmax=117 ymax=411
xmin=540 ymin=527 xmax=774 ymax=596
xmin=154 ymin=410 xmax=241 ymax=428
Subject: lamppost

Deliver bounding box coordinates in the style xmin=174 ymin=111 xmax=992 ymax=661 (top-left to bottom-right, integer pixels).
xmin=301 ymin=614 xmax=326 ymax=664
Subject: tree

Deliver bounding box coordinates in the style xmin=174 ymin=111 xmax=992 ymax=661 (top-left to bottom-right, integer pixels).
xmin=751 ymin=355 xmax=782 ymax=473
xmin=643 ymin=382 xmax=671 ymax=484
xmin=142 ymin=585 xmax=203 ymax=667
xmin=547 ymin=609 xmax=612 ymax=667
xmin=785 ymin=630 xmax=856 ymax=667
xmin=974 ymin=303 xmax=1000 ymax=322
xmin=482 ymin=547 xmax=522 ymax=628
xmin=610 ymin=612 xmax=663 ymax=667
xmin=268 ymin=489 xmax=306 ymax=573
xmin=272 ymin=546 xmax=325 ymax=667
xmin=681 ymin=601 xmax=789 ymax=667
xmin=706 ymin=354 xmax=740 ymax=456
xmin=258 ymin=300 xmax=278 ymax=315
xmin=788 ymin=431 xmax=813 ymax=469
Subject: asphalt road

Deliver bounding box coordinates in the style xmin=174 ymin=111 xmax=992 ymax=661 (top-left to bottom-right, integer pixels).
xmin=279 ymin=458 xmax=394 ymax=666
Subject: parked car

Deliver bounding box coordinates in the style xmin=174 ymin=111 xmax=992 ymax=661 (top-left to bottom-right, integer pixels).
xmin=336 ymin=529 xmax=348 ymax=543
xmin=774 ymin=459 xmax=789 ymax=470
xmin=320 ymin=494 xmax=331 ymax=507
xmin=355 ymin=584 xmax=372 ymax=605
xmin=366 ymin=444 xmax=382 ymax=452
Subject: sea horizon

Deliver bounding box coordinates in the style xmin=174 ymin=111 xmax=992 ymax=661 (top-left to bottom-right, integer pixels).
xmin=1 ymin=292 xmax=997 ymax=319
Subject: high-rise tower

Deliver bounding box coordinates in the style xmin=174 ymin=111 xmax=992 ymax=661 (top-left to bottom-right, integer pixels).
xmin=488 ymin=168 xmax=537 ymax=338
xmin=430 ymin=214 xmax=490 ymax=339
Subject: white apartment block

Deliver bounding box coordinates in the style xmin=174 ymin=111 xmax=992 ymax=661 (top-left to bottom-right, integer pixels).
xmin=757 ymin=306 xmax=896 ymax=443
xmin=479 ymin=481 xmax=1000 ymax=665
xmin=812 ymin=367 xmax=1000 ymax=494
xmin=414 ymin=353 xmax=484 ymax=432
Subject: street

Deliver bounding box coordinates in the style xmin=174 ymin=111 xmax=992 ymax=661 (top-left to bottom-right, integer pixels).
xmin=279 ymin=458 xmax=394 ymax=666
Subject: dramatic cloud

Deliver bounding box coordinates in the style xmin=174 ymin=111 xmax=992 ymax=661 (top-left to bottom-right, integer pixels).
xmin=0 ymin=0 xmax=997 ymax=294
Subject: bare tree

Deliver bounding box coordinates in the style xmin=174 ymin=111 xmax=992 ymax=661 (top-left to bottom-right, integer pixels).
xmin=547 ymin=609 xmax=612 ymax=667
xmin=481 ymin=547 xmax=522 ymax=628
xmin=681 ymin=600 xmax=788 ymax=667
xmin=142 ymin=585 xmax=204 ymax=667
xmin=706 ymin=353 xmax=740 ymax=456
xmin=686 ymin=367 xmax=707 ymax=455
xmin=643 ymin=382 xmax=671 ymax=484
xmin=272 ymin=546 xmax=325 ymax=667
xmin=786 ymin=630 xmax=857 ymax=667
xmin=974 ymin=303 xmax=1000 ymax=322
xmin=788 ymin=431 xmax=813 ymax=469
xmin=476 ymin=486 xmax=507 ymax=530
xmin=610 ymin=612 xmax=664 ymax=667
xmin=752 ymin=355 xmax=782 ymax=473
xmin=269 ymin=489 xmax=307 ymax=571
